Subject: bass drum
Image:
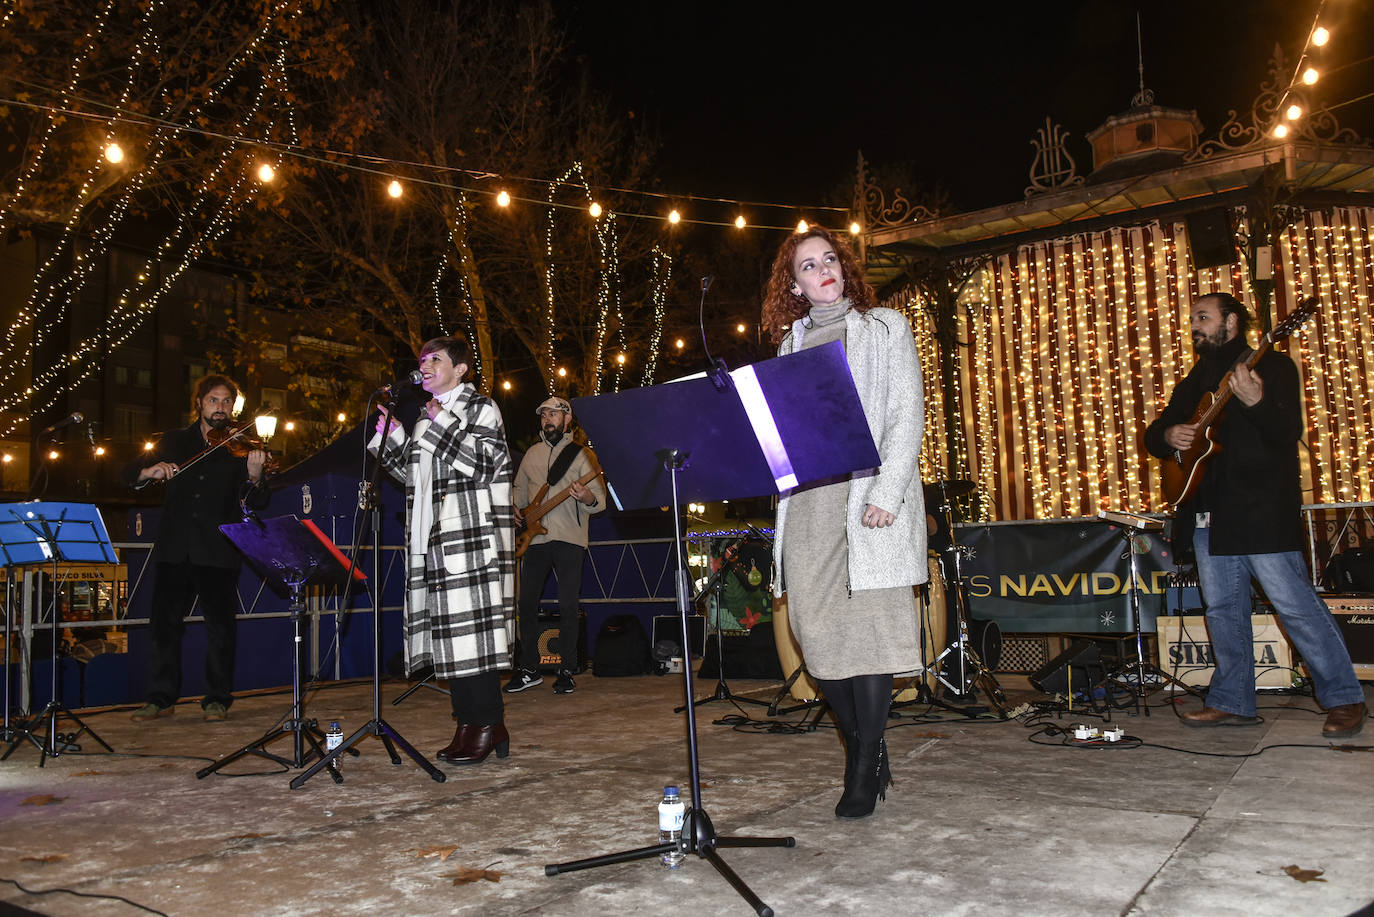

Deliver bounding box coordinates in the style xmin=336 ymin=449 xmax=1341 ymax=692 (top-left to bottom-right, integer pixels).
xmin=894 ymin=556 xmax=947 ymax=702
xmin=772 ymin=593 xmax=821 ymax=702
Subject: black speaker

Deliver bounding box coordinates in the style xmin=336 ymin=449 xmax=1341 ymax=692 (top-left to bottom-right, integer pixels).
xmin=1324 ymin=549 xmax=1374 ymax=592
xmin=534 ymin=609 xmax=588 ymax=673
xmin=1185 ymin=207 xmax=1238 ymax=269
xmin=1029 ymin=640 xmax=1105 ymax=695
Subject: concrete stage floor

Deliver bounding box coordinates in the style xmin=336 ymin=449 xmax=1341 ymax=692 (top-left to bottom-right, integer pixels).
xmin=1 ymin=670 xmax=1372 ymax=917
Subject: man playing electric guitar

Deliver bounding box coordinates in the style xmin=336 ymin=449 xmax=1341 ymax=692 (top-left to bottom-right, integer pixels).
xmin=505 ymin=396 xmax=606 ymax=696
xmin=1145 ymin=292 xmax=1366 ymax=738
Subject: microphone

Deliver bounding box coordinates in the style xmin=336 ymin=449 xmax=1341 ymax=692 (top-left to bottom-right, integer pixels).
xmin=701 ymin=275 xmax=714 ymax=292
xmin=40 ymin=412 xmax=84 ymax=436
xmin=374 ymin=369 xmax=423 ymax=396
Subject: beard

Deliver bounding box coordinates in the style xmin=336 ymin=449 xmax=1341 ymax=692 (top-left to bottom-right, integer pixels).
xmin=542 ymin=426 xmax=564 ymax=445
xmin=205 ymin=412 xmax=231 ymax=430
xmin=1192 ymin=327 xmax=1229 ymax=353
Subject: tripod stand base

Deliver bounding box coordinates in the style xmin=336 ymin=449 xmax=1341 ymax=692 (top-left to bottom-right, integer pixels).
xmin=2 ymin=701 xmax=112 ymax=766
xmin=546 ymin=807 xmax=794 ymax=917
xmin=289 ymin=717 xmax=446 ymax=789
xmin=196 ymin=716 xmax=345 ymax=779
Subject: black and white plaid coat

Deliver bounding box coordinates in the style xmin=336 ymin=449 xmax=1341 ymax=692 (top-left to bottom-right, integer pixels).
xmin=369 ymin=384 xmax=516 ymax=680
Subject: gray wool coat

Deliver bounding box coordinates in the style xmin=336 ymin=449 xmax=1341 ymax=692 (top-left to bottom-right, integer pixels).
xmin=772 ymin=306 xmax=928 ymax=596
xmin=369 ymin=384 xmax=516 ymax=679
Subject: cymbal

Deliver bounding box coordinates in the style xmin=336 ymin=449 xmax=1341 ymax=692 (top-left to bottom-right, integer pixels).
xmin=928 ymin=479 xmax=975 ymax=497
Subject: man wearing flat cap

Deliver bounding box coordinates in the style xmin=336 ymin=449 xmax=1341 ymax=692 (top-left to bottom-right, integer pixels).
xmin=505 ymin=396 xmax=606 ymax=695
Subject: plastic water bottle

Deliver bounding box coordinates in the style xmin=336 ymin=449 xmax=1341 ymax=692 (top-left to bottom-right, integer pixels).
xmin=658 ymin=785 xmax=686 ymax=868
xmin=325 ymin=721 xmax=343 ymax=769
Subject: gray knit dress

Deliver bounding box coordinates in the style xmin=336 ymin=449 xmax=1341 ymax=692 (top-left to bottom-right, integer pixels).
xmin=780 ymin=302 xmax=921 ymax=681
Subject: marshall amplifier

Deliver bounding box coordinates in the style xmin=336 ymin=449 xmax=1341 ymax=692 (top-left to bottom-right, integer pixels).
xmin=1324 ymin=595 xmax=1374 ymax=681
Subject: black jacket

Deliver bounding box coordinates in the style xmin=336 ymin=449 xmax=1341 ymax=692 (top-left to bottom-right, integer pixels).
xmin=1144 ymin=335 xmax=1306 ymax=556
xmin=121 ymin=421 xmax=271 ymax=568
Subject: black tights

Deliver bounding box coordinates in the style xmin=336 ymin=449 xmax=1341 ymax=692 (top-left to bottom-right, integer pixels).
xmin=816 ymin=674 xmax=891 ymax=742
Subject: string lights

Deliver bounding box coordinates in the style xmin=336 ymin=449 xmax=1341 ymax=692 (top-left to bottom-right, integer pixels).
xmin=0 ymin=0 xmax=303 ymax=436
xmin=921 ymin=208 xmax=1374 ymax=521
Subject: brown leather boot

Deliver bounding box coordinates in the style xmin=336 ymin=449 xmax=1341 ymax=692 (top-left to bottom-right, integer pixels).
xmin=1322 ymin=702 xmax=1367 ymax=739
xmin=435 ymin=723 xmax=471 ymax=761
xmin=444 ymin=723 xmax=510 ymax=765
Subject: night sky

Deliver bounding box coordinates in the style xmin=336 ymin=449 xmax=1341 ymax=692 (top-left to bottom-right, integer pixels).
xmin=569 ymin=0 xmax=1374 ymax=217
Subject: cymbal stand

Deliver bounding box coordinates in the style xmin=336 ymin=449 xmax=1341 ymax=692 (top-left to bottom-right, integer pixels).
xmin=891 ymin=575 xmax=968 ymax=715
xmin=931 ymin=539 xmax=1009 ymax=718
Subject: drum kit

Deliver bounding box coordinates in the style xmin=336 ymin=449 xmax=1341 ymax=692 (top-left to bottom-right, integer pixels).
xmin=912 ymin=479 xmax=1008 ymax=716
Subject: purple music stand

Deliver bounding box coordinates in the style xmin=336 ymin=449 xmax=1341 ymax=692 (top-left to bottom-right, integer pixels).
xmin=547 ymin=342 xmax=879 ymax=917
xmin=196 ymin=515 xmax=375 ymax=782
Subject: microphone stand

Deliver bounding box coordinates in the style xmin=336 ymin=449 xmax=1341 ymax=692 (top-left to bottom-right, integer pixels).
xmin=290 ymin=391 xmax=445 ymax=789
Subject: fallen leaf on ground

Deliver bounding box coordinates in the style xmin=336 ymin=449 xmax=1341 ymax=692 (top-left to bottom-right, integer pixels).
xmin=19 ymin=854 xmax=66 ymax=864
xmin=72 ymin=770 xmax=101 ymax=777
xmin=442 ymin=866 xmax=504 ymax=885
xmin=20 ymin=795 xmax=66 ymax=806
xmin=410 ymin=845 xmax=460 ymax=861
xmin=1282 ymin=864 xmax=1326 ymax=883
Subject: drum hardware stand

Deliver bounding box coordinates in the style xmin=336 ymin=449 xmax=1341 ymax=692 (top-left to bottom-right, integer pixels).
xmin=1096 ymin=510 xmax=1202 ymax=716
xmin=930 ymin=547 xmax=1008 ymax=718
xmin=292 ymin=392 xmax=446 ymax=789
xmin=677 ymin=533 xmax=771 ymax=714
xmin=1 ymin=503 xmax=116 ymax=765
xmin=765 ymin=660 xmax=829 ymax=721
xmin=891 ymin=578 xmax=980 ymax=717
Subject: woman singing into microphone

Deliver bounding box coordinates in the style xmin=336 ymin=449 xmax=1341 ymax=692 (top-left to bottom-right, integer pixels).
xmin=761 ymin=226 xmax=927 ymax=818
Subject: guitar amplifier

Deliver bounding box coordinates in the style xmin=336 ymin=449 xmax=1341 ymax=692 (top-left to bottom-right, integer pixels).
xmin=1324 ymin=594 xmax=1374 ymax=681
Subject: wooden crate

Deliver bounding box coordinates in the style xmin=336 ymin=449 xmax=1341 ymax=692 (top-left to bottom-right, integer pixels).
xmin=1155 ymin=614 xmax=1294 ymax=689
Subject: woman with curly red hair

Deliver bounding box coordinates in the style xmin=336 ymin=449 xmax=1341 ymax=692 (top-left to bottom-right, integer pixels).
xmin=765 ymin=227 xmax=928 ymax=818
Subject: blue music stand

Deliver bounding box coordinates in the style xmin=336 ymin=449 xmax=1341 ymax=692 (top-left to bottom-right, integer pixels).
xmin=0 ymin=502 xmax=117 ymax=765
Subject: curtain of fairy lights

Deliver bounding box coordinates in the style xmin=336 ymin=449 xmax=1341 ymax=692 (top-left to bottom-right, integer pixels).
xmin=899 ymin=206 xmax=1374 ymax=522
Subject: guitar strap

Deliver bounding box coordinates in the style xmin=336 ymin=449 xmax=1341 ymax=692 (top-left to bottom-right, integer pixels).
xmin=546 ymin=441 xmax=584 ymax=488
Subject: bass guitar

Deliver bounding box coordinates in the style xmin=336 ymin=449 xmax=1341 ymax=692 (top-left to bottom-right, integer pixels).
xmin=515 ymin=462 xmax=603 ymax=558
xmin=1160 ymin=296 xmax=1318 ymax=508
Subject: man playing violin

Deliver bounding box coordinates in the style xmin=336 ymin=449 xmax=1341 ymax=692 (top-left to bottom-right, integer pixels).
xmin=122 ymin=375 xmax=270 ymax=722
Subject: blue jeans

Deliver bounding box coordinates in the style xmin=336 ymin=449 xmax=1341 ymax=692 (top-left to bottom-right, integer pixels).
xmin=1194 ymin=527 xmax=1364 ymax=716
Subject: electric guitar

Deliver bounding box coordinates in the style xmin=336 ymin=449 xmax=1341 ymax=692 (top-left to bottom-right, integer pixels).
xmin=1160 ymin=296 xmax=1318 ymax=508
xmin=515 ymin=462 xmax=603 ymax=558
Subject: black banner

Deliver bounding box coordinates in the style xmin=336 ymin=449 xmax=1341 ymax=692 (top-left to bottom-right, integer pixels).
xmin=953 ymin=519 xmax=1197 ymax=633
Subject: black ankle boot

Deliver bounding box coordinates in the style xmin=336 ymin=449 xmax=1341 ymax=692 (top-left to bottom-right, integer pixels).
xmin=835 ymin=737 xmax=890 ymax=819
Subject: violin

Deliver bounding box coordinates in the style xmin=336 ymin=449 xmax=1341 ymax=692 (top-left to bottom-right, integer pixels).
xmin=167 ymin=416 xmax=279 ymax=478
xmin=206 ymin=426 xmax=281 ymax=472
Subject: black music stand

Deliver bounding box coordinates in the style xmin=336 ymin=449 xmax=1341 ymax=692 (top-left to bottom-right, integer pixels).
xmin=196 ymin=515 xmax=363 ymax=781
xmin=0 ymin=502 xmax=117 ymax=766
xmin=547 ymin=341 xmax=878 ymax=917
